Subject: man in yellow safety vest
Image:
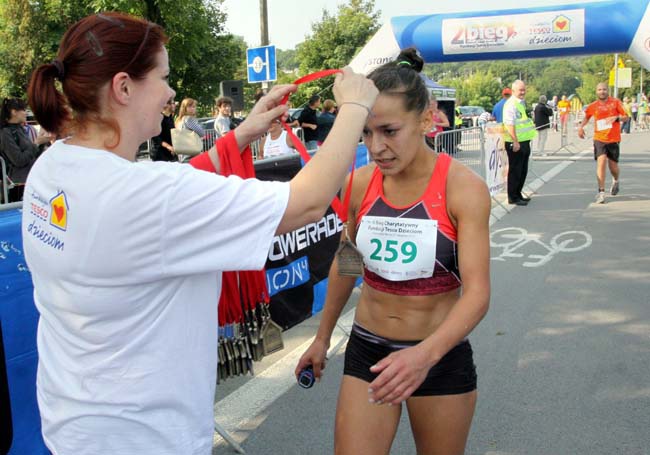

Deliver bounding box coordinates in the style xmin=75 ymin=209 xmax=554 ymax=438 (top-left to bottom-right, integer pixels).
xmin=503 ymin=80 xmax=537 ymax=206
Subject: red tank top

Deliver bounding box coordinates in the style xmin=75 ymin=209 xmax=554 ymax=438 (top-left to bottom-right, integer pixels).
xmin=355 ymin=153 xmax=460 ymax=296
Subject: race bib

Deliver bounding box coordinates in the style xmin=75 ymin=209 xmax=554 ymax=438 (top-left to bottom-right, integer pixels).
xmin=596 ymin=118 xmax=613 ymax=132
xmin=356 ymin=216 xmax=438 ymax=281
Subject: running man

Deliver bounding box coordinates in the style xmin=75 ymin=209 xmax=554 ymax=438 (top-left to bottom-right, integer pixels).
xmin=577 ymin=83 xmax=628 ymax=204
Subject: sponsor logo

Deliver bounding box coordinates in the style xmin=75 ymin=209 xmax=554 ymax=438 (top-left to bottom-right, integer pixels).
xmin=451 ymin=22 xmax=517 ymax=47
xmin=365 ymin=56 xmax=392 ymax=67
xmin=553 ymin=15 xmax=571 ymax=33
xmin=268 ymin=212 xmax=343 ymax=261
xmin=442 ymin=9 xmax=584 ymax=55
xmin=49 ymin=191 xmax=68 ymax=231
xmin=266 ymin=256 xmax=310 ymax=296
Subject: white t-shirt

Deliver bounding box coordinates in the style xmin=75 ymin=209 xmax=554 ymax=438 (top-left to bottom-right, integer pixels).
xmin=503 ymin=96 xmax=525 ymax=126
xmin=214 ymin=115 xmax=230 ymax=137
xmin=22 ymin=140 xmax=290 ymax=454
xmin=263 ymin=130 xmax=295 ymax=158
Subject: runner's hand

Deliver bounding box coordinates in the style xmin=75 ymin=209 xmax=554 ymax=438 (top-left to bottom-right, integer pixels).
xmin=333 ymin=66 xmax=378 ymax=113
xmin=367 ymin=344 xmax=433 ymax=405
xmin=295 ymin=339 xmax=329 ymax=382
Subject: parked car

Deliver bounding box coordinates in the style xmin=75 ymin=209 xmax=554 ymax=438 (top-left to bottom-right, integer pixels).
xmin=288 ymin=108 xmax=303 ymax=124
xmin=197 ymin=117 xmax=215 ymax=131
xmin=458 ymin=106 xmax=486 ymax=128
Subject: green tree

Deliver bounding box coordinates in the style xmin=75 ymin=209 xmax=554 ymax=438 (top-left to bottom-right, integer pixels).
xmin=0 ymin=0 xmax=243 ymax=111
xmin=532 ymin=59 xmax=581 ymax=99
xmin=292 ymin=0 xmax=380 ymax=106
xmin=277 ymin=49 xmax=298 ymax=71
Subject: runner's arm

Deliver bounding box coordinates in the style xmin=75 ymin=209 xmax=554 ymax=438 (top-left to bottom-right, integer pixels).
xmin=417 ymin=165 xmax=491 ymax=365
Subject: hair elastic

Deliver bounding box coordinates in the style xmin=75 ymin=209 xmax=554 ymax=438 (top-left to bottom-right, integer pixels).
xmin=397 ymin=60 xmax=412 ymax=67
xmin=52 ymin=60 xmax=65 ymax=81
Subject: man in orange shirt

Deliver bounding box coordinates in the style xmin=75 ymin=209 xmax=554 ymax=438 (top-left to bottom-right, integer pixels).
xmin=578 ymin=83 xmax=628 ymax=204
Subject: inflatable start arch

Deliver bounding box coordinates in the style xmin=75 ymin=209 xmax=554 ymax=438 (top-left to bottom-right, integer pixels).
xmin=350 ymin=0 xmax=650 ymax=74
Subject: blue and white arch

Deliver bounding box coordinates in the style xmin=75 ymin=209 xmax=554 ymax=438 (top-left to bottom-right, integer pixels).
xmin=350 ymin=0 xmax=650 ymax=73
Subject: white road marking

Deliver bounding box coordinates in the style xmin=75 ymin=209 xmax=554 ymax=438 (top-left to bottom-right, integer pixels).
xmin=213 ymin=308 xmax=355 ymax=445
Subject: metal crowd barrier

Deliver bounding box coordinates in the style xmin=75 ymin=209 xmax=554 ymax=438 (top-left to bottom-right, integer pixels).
xmin=0 ymin=156 xmax=9 ymax=204
xmin=434 ymin=126 xmax=485 ymax=179
xmin=547 ymin=112 xmax=583 ymax=156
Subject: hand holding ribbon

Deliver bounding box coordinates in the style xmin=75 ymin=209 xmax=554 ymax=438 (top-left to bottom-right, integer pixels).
xmin=234 ymin=84 xmax=297 ymax=150
xmin=280 ymin=67 xmax=375 ymax=221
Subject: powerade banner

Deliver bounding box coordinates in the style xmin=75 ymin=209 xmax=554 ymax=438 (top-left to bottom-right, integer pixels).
xmin=256 ymin=144 xmax=369 ymax=329
xmin=350 ymin=0 xmax=650 ymax=74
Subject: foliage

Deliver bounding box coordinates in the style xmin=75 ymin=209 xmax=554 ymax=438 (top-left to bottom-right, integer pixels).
xmin=0 ymin=0 xmax=244 ymax=112
xmin=291 ymin=0 xmax=380 ymax=107
xmin=277 ymin=49 xmax=298 ymax=71
xmin=429 ymin=53 xmax=648 ymax=110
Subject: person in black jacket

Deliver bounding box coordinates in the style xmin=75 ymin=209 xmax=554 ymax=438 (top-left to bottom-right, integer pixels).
xmin=298 ymin=94 xmax=321 ymax=150
xmin=150 ymin=97 xmax=177 ymax=162
xmin=534 ymin=95 xmax=554 ymax=154
xmin=0 ymin=98 xmax=52 ymax=202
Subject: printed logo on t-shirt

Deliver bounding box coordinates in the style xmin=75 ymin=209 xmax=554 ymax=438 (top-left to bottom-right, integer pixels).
xmin=25 ymin=190 xmax=66 ymax=251
xmin=49 ymin=191 xmax=69 ymax=231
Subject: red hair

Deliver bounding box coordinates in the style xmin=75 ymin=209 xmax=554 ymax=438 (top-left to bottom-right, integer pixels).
xmin=27 ymin=12 xmax=168 ymax=147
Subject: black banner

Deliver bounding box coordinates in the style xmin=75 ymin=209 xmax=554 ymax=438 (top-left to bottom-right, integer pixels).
xmin=255 ymin=155 xmax=342 ymax=330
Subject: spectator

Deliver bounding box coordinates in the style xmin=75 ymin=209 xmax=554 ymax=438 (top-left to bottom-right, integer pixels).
xmin=150 ymin=97 xmax=177 ymax=161
xmin=503 ymin=80 xmax=537 ymax=206
xmin=298 ymin=94 xmax=321 ymax=150
xmin=175 ymin=98 xmax=205 ymax=137
xmin=25 ymin=11 xmax=377 ymax=454
xmin=477 ymin=109 xmax=492 ymax=128
xmin=533 ymin=95 xmax=554 ymax=154
xmin=317 ymin=99 xmax=337 ymax=144
xmin=631 ymin=98 xmax=639 ymax=129
xmin=214 ymin=96 xmax=233 ymax=137
xmin=0 ymin=98 xmax=52 ymax=202
xmin=259 ymin=120 xmax=296 ymax=159
xmin=557 ymin=95 xmax=571 ymax=131
xmin=425 ymin=95 xmax=450 ymax=150
xmin=640 ymin=94 xmax=649 ymax=130
xmin=492 ymin=88 xmax=511 ymax=123
xmin=621 ymin=97 xmax=632 ymax=134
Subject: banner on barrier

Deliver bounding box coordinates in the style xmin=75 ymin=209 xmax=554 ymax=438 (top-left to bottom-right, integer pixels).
xmin=484 ymin=123 xmax=509 ymax=197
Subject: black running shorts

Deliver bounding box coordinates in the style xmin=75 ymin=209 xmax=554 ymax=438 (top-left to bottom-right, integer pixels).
xmin=343 ymin=323 xmax=477 ymax=396
xmin=594 ymin=140 xmax=620 ymax=162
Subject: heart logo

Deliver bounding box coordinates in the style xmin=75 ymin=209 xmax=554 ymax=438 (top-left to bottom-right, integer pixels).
xmin=556 ymin=20 xmax=567 ymax=30
xmin=53 ymin=204 xmax=64 ymax=222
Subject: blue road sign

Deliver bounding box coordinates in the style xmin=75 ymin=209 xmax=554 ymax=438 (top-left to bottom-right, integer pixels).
xmin=246 ymin=45 xmax=277 ymax=83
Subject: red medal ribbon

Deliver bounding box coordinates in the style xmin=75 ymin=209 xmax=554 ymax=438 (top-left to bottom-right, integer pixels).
xmin=280 ymin=69 xmax=357 ymax=222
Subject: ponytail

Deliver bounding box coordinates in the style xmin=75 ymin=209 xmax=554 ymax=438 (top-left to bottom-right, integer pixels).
xmin=28 ymin=62 xmax=71 ymax=137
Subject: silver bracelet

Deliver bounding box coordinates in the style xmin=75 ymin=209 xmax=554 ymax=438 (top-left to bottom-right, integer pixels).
xmin=339 ymin=101 xmax=372 ymax=116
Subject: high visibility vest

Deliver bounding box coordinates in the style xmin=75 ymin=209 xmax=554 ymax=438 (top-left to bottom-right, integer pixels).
xmin=454 ymin=108 xmax=462 ymax=127
xmin=503 ymin=98 xmax=537 ymax=142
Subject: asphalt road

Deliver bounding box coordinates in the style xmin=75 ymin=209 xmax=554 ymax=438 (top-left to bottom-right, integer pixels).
xmin=212 ymin=129 xmax=650 ymax=455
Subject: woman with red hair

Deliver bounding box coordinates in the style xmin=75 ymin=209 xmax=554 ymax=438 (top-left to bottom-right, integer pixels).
xmin=25 ymin=12 xmax=377 ymax=454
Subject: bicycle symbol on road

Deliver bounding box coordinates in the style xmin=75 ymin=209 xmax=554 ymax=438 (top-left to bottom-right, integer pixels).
xmin=490 ymin=227 xmax=592 ymax=267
